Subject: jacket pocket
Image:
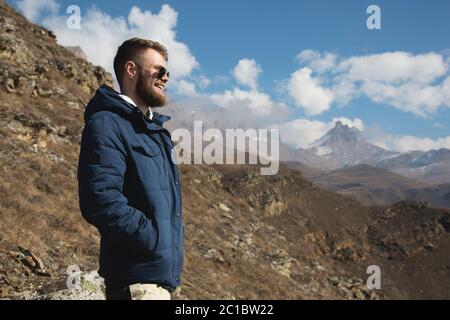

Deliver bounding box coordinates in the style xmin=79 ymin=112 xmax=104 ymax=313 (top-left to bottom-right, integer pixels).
xmin=131 ymin=142 xmax=168 ymax=190
xmin=131 ymin=142 xmax=161 ymax=157
xmin=146 ymin=219 xmax=159 ymax=259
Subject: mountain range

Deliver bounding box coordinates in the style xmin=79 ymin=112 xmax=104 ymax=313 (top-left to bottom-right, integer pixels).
xmin=292 ymin=121 xmax=450 ymax=184
xmin=281 ymin=121 xmax=450 ymax=207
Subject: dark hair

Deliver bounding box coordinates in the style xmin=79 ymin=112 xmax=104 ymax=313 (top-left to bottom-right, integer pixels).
xmin=113 ymin=38 xmax=168 ymax=89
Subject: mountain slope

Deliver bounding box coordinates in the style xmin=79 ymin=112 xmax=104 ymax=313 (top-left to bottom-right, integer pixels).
xmin=312 ymin=164 xmax=450 ymax=208
xmin=282 ymin=160 xmax=327 ymax=179
xmin=376 ymin=148 xmax=450 ymax=184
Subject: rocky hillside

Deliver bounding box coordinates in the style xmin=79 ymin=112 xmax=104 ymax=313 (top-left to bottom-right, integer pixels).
xmin=0 ymin=1 xmax=449 ymax=300
xmin=0 ymin=0 xmax=112 ymax=299
xmin=311 ymin=164 xmax=450 ymax=208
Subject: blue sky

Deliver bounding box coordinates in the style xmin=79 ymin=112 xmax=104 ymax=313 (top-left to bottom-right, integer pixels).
xmin=10 ymin=0 xmax=450 ymax=151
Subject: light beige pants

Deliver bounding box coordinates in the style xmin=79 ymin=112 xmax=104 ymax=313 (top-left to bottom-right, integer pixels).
xmin=128 ymin=283 xmax=171 ymax=300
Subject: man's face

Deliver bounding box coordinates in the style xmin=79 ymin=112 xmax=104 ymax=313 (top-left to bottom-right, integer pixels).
xmin=135 ymin=48 xmax=169 ymax=107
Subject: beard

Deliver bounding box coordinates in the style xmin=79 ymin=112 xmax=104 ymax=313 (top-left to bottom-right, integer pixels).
xmin=136 ymin=69 xmax=167 ymax=107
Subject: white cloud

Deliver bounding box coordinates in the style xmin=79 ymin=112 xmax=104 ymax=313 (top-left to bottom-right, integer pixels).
xmin=296 ymin=50 xmax=337 ymax=73
xmin=276 ymin=118 xmax=329 ymax=149
xmin=172 ymin=79 xmax=199 ymax=97
xmin=287 ymin=67 xmax=334 ymax=116
xmin=170 ymin=76 xmax=210 ymax=97
xmin=366 ymin=126 xmax=450 ymax=152
xmin=392 ymin=136 xmax=450 ymax=152
xmin=198 ymin=75 xmax=211 ymax=89
xmin=276 ymin=117 xmax=364 ymax=149
xmin=296 ymin=49 xmax=321 ymax=63
xmin=385 ymin=135 xmax=450 ymax=153
xmin=331 ymin=78 xmax=358 ymax=105
xmin=185 ymin=59 xmax=292 ymax=128
xmin=292 ymin=50 xmax=450 ymax=117
xmin=338 ymin=52 xmax=447 ymax=84
xmin=41 ymin=4 xmax=199 ymax=83
xmin=361 ymin=81 xmax=444 ymax=116
xmin=209 ymin=87 xmax=285 ymax=116
xmin=232 ymin=59 xmax=262 ymax=90
xmin=17 ymin=0 xmax=59 ymax=22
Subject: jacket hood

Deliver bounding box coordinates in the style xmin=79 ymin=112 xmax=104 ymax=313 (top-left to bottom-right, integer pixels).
xmin=84 ymin=85 xmax=171 ymax=127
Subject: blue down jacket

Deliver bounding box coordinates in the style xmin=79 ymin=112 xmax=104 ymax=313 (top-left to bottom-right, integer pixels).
xmin=77 ymin=85 xmax=183 ymax=289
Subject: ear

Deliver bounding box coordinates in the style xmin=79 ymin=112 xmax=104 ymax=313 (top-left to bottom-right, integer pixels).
xmin=124 ymin=61 xmax=137 ymax=80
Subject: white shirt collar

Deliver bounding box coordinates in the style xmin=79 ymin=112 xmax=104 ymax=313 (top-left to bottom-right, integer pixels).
xmin=119 ymin=94 xmax=153 ymax=120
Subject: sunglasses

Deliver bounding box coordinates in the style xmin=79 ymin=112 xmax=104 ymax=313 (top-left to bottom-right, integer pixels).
xmin=135 ymin=62 xmax=170 ymax=80
xmin=157 ymin=66 xmax=170 ymax=80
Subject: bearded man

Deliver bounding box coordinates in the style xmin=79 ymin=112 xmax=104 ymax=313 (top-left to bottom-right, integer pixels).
xmin=77 ymin=38 xmax=183 ymax=300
